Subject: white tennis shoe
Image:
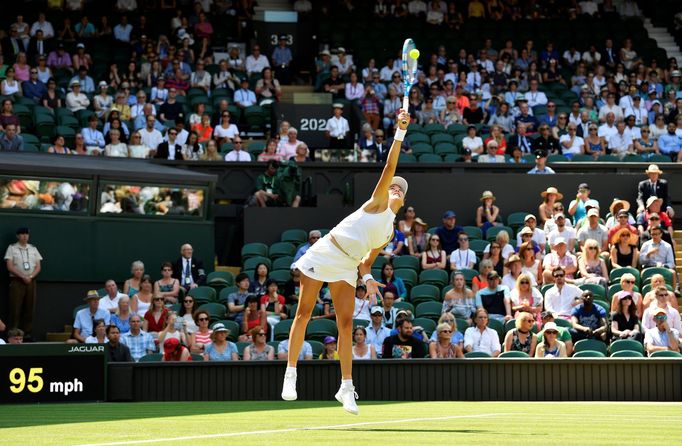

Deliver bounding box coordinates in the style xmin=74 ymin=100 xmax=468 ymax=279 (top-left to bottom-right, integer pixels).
xmin=281 ymin=369 xmax=298 ymax=401
xmin=335 ymin=384 xmax=359 ymax=415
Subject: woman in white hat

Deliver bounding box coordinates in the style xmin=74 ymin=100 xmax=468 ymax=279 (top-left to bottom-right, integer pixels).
xmin=283 ymin=110 xmax=411 ymax=414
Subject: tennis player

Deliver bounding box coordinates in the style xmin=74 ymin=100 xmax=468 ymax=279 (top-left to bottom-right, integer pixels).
xmin=281 ymin=109 xmax=411 ymax=414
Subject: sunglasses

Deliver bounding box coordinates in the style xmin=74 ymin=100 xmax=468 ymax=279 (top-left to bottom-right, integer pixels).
xmin=588 ymin=247 xmax=598 ymax=250
xmin=545 ymin=330 xmax=558 ymax=335
xmin=654 ymin=315 xmax=667 ymax=321
xmin=256 ymin=332 xmax=266 ymax=336
xmin=553 ymin=274 xmax=565 ymax=278
xmin=520 ymin=281 xmax=530 ymax=284
xmin=623 ymin=280 xmax=635 ymax=284
xmin=650 ymin=217 xmax=660 ymax=220
xmin=198 ymin=317 xmax=209 ymax=321
xmin=431 ymin=238 xmax=440 ymax=241
xmin=440 ymin=329 xmax=452 ymax=334
xmin=656 ymin=293 xmax=669 ymax=297
xmin=184 ymin=299 xmax=193 ymax=303
xmin=153 ymin=298 xmax=164 ymax=301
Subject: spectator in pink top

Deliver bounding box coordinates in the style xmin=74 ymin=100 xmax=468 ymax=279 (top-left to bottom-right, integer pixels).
xmin=194 ymin=12 xmax=214 ymax=40
xmin=277 ymin=127 xmax=303 ymax=160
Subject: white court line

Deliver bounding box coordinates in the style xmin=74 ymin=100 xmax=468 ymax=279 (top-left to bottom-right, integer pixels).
xmin=75 ymin=412 xmax=508 ymax=446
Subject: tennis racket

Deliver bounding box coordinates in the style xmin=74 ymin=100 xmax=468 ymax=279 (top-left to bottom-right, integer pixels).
xmin=401 ymin=38 xmax=419 ymax=115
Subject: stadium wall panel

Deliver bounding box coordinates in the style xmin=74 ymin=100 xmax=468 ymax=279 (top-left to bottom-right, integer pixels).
xmin=108 ymin=360 xmax=682 ymax=402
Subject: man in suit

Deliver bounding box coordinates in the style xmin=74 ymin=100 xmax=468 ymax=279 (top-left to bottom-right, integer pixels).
xmin=506 ymin=123 xmax=533 ymax=155
xmin=172 ymin=244 xmax=206 ymax=291
xmin=637 ymin=164 xmax=674 ymax=218
xmin=26 ymin=29 xmax=50 ymax=63
xmin=600 ymin=38 xmax=619 ymax=70
xmin=2 ymin=26 xmax=26 ymax=62
xmin=153 ymin=128 xmax=183 ymax=160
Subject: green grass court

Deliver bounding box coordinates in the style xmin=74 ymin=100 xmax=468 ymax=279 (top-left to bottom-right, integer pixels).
xmin=2 ymin=401 xmax=681 ymax=445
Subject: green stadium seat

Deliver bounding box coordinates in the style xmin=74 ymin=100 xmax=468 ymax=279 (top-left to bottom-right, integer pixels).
xmin=399 ymin=153 xmax=417 ymax=162
xmin=393 ymin=255 xmax=420 ymax=271
xmin=610 ymin=350 xmax=644 ymax=358
xmin=572 ymin=350 xmax=606 ymax=358
xmin=269 ymin=270 xmax=291 ymax=285
xmin=456 ymin=268 xmax=478 ymax=285
xmin=499 ymin=351 xmax=529 ymax=358
xmin=309 ymin=340 xmax=324 ymax=359
xmin=462 ymin=226 xmax=483 ymax=240
xmin=597 ymin=155 xmax=620 ymax=162
xmin=506 ymin=212 xmax=529 ymax=231
xmin=430 ymin=133 xmax=453 ymax=145
xmin=486 ymin=226 xmax=514 ymax=242
xmin=188 ymin=286 xmax=217 ymax=304
xmin=465 ymin=351 xmax=492 ymax=358
xmin=281 ymin=228 xmax=308 ymax=244
xmin=210 ymin=320 xmax=240 ymax=341
xmin=446 ymin=124 xmax=468 ymax=135
xmin=191 ymin=353 xmax=204 ymax=361
xmin=352 ymin=318 xmax=370 ymax=328
xmin=274 ymin=319 xmax=294 ymax=340
xmin=411 ymin=317 xmax=436 ymax=336
xmin=305 ymin=318 xmax=338 ymax=342
xmin=272 ymin=256 xmax=294 ymax=271
xmin=411 ymin=142 xmax=434 ymax=155
xmin=236 ymin=341 xmax=249 ymax=357
xmin=394 ymin=268 xmax=418 ymax=288
xmin=609 ymin=339 xmax=645 ymax=355
xmin=241 ymin=242 xmax=268 ymax=260
xmin=138 ymin=353 xmax=163 ymax=362
xmin=393 ymin=301 xmax=415 ymax=314
xmin=571 ymin=154 xmax=594 ymax=162
xmin=609 ymin=267 xmax=640 ymax=285
xmin=207 ymin=271 xmax=234 ymax=287
xmin=487 ymin=318 xmax=505 ymax=342
xmin=407 ymin=133 xmax=430 ymax=144
xmin=418 ymin=269 xmax=449 ymax=288
xmin=579 ymin=283 xmax=606 ymax=299
xmin=649 ymin=350 xmax=682 ymax=357
xmin=454 ymin=318 xmax=469 ymax=334
xmin=218 ymin=286 xmax=238 ymax=304
xmin=554 ymin=318 xmax=572 ymax=329
xmin=243 ymin=256 xmax=272 ymax=271
xmin=410 ymin=283 xmax=440 ymax=305
xmin=443 ymin=153 xmax=462 ymax=163
xmin=433 ymin=142 xmax=457 ymax=155
xmin=547 ymin=154 xmax=568 ymax=162
xmin=423 ymin=123 xmax=446 ymax=134
xmin=415 ymin=301 xmax=442 ymax=321
xmin=418 ymin=153 xmax=443 ymax=163
xmin=199 ymin=302 xmax=227 ymax=321
xmin=269 ymin=242 xmax=296 ymax=259
xmin=641 ymin=267 xmax=673 ymax=285
xmin=574 ymin=339 xmax=608 ymax=355
xmin=470 ymin=239 xmax=488 ymax=256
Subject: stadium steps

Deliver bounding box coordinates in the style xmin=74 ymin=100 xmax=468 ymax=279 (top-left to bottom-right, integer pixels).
xmin=644 ymin=18 xmax=682 ymax=64
xmin=46 ymin=325 xmax=73 ymax=342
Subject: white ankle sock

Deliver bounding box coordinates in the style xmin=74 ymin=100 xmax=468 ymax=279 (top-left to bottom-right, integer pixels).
xmin=286 ymin=366 xmax=297 ymax=375
xmin=341 ymin=379 xmax=353 ymax=387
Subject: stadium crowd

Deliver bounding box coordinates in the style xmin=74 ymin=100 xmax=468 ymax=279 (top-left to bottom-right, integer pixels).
xmin=0 ymin=1 xmax=680 ymax=165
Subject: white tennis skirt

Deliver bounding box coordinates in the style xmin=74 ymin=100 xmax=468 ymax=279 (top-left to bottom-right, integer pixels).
xmin=291 ymin=236 xmax=359 ymax=287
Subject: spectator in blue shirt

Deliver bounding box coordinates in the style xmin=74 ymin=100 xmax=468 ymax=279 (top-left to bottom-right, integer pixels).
xmin=69 ymin=66 xmax=95 ymax=94
xmin=527 ymin=150 xmax=556 ymax=174
xmin=294 ymin=230 xmax=322 ymax=262
xmin=0 ymin=124 xmax=24 ymax=151
xmin=72 ymin=290 xmax=111 ymax=343
xmin=121 ymin=314 xmax=156 ymax=361
xmin=436 ymin=210 xmax=464 ymax=256
xmin=569 ymin=291 xmax=607 ymax=343
xmin=113 ymin=16 xmax=133 ymax=43
xmin=657 ymin=121 xmax=682 ymax=161
xmin=81 ymin=115 xmax=105 ymax=148
xmin=22 ymin=68 xmax=46 ymax=102
xmin=272 ymin=35 xmax=293 ymax=84
xmin=234 ymin=78 xmax=257 ymax=109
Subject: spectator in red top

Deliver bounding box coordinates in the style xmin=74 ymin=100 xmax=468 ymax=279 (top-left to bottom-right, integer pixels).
xmin=143 ymin=295 xmax=168 ymax=339
xmin=191 ymin=113 xmax=213 ymax=143
xmin=193 ymin=12 xmax=213 ymax=40
xmin=162 ymin=337 xmax=191 ymax=361
xmin=261 ymin=278 xmax=287 ymax=336
xmin=240 ymin=294 xmax=267 ymax=341
xmin=607 ymin=210 xmax=639 ymax=245
xmin=361 ymin=86 xmax=381 ymax=130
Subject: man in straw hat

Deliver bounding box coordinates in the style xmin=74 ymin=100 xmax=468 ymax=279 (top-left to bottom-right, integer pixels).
xmin=636 ymin=164 xmax=674 ymax=219
xmin=72 ymin=290 xmax=111 ymax=343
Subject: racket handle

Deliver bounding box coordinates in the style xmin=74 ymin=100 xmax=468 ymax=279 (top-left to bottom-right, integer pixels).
xmin=402 ymin=96 xmax=409 ymax=113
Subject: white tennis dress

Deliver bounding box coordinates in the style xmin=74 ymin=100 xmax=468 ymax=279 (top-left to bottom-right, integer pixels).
xmin=292 ymin=202 xmax=395 ymax=286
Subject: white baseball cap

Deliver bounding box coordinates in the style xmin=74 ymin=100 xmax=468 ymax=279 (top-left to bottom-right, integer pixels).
xmin=390 ymin=176 xmax=408 ymax=194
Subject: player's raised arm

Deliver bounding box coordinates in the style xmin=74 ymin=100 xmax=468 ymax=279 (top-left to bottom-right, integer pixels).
xmin=370 ymin=109 xmax=410 ymax=202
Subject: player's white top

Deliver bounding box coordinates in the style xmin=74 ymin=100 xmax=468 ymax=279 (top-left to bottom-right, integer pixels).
xmin=329 ymin=202 xmax=395 ymax=262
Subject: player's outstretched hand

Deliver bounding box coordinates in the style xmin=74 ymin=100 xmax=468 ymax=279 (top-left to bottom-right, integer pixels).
xmin=365 ymin=279 xmax=385 ymax=306
xmin=397 ymin=109 xmax=410 ymax=130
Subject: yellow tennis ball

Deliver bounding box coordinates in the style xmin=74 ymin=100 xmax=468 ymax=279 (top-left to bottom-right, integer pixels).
xmin=409 ymin=49 xmax=420 ymax=60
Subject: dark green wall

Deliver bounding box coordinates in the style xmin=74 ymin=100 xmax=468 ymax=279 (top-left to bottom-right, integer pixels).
xmin=0 ymin=214 xmax=214 ymax=282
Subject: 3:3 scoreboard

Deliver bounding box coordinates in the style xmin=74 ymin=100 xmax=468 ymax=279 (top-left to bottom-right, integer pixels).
xmin=0 ymin=344 xmax=107 ymax=403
